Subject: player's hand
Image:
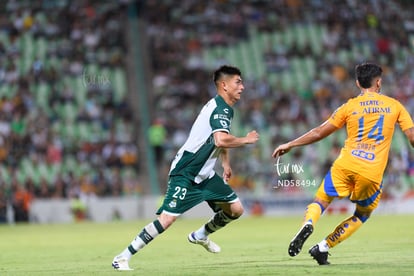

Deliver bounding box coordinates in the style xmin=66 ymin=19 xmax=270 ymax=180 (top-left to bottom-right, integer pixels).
xmin=272 ymin=143 xmax=291 ymax=158
xmin=223 ymin=166 xmax=232 ymax=182
xmin=245 ymin=130 xmax=259 ymax=144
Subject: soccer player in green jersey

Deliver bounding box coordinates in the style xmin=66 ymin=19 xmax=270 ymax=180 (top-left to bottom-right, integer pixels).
xmin=112 ymin=65 xmax=259 ymax=270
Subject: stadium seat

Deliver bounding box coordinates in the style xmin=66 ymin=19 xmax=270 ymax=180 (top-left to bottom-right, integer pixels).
xmin=0 ymin=165 xmax=11 ymax=184
xmin=19 ymin=33 xmax=35 ymax=74
xmin=0 ymin=84 xmax=17 ymax=99
xmin=33 ymin=81 xmax=51 ymax=113
xmin=113 ymin=68 xmax=127 ymax=104
xmin=35 ymin=37 xmax=48 ymax=60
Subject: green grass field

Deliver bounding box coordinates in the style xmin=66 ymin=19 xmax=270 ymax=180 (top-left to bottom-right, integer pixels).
xmin=1 ymin=214 xmax=414 ymax=275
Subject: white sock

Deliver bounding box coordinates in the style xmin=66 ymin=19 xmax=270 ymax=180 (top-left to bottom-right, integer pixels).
xmin=317 ymin=239 xmax=329 ymax=252
xmin=118 ymin=220 xmax=165 ymax=260
xmin=120 ymin=248 xmax=133 ymax=260
xmin=193 ymin=225 xmax=208 ymax=240
xmin=130 ymin=236 xmax=147 ymax=252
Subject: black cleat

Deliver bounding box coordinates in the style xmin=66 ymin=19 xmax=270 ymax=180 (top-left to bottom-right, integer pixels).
xmin=309 ymin=244 xmax=330 ymax=265
xmin=288 ymin=223 xmax=314 ymax=257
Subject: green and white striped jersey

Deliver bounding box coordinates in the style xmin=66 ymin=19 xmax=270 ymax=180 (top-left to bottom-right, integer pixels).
xmin=169 ymin=95 xmax=233 ymax=183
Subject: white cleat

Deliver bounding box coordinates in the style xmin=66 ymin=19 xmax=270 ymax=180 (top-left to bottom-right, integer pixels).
xmin=188 ymin=232 xmax=221 ymax=253
xmin=112 ymin=255 xmax=133 ymax=271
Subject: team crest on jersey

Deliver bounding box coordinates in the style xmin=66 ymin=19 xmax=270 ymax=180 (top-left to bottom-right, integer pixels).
xmin=168 ymin=200 xmax=177 ymax=208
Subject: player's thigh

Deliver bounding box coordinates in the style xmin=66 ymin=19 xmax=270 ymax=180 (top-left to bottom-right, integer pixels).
xmin=202 ymin=173 xmax=239 ymax=212
xmin=315 ymin=165 xmax=352 ymax=201
xmin=157 ymin=176 xmax=204 ymax=215
xmin=351 ymin=175 xmax=382 ymax=214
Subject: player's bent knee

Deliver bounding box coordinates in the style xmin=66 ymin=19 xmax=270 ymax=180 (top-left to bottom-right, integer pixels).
xmin=228 ymin=202 xmax=244 ymax=218
xmin=355 ymin=203 xmax=376 ymax=223
xmin=232 ymin=207 xmax=243 ymax=218
xmin=158 ymin=213 xmax=178 ymax=229
xmin=354 ymin=211 xmax=371 ymax=223
xmin=313 ymin=197 xmax=332 ymax=210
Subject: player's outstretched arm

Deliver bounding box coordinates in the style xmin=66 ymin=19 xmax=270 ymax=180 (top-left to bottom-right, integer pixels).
xmin=404 ymin=127 xmax=414 ymax=147
xmin=272 ymin=120 xmax=338 ymax=158
xmin=214 ymin=130 xmax=259 ymax=148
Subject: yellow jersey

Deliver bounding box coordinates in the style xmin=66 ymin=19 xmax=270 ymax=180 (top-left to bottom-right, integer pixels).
xmin=328 ymin=92 xmax=414 ymax=183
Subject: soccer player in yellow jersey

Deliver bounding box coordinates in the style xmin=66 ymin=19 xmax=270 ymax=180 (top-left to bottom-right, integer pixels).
xmin=272 ymin=63 xmax=414 ymax=265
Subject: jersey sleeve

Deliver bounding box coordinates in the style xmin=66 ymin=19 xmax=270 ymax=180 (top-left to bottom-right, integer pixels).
xmin=328 ymin=102 xmax=348 ymax=128
xmin=397 ymin=101 xmax=414 ymax=131
xmin=210 ymin=106 xmax=233 ymax=133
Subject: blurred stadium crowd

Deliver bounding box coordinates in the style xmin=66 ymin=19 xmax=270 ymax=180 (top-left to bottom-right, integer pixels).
xmin=0 ymin=0 xmax=136 ymax=222
xmin=1 ymin=0 xmax=414 ymax=222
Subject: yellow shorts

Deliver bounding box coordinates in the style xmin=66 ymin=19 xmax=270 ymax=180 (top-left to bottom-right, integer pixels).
xmin=316 ymin=164 xmax=382 ymax=213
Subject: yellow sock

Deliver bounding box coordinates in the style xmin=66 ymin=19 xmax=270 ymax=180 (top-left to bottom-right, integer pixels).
xmin=303 ymin=202 xmax=323 ymax=225
xmin=326 ymin=216 xmax=363 ymax=248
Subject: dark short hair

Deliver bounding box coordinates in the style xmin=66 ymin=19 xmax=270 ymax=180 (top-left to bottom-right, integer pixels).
xmin=355 ymin=63 xmax=382 ymax=88
xmin=213 ymin=65 xmax=241 ymax=83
